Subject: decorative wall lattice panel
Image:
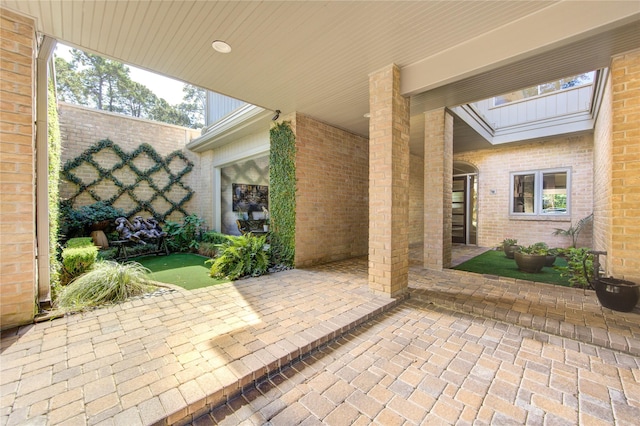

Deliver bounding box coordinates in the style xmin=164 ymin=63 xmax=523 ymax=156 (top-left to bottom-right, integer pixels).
xmin=61 ymin=139 xmax=194 ymax=222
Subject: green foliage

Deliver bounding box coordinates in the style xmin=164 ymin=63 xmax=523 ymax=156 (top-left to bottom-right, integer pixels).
xmin=269 ymin=121 xmax=296 ymax=267
xmin=502 ymin=238 xmax=517 ymax=246
xmin=65 ymin=237 xmax=95 ymax=248
xmin=48 ymin=77 xmax=63 ymax=287
xmin=61 ymin=139 xmax=194 ymax=222
xmin=201 ymin=231 xmax=228 ymax=244
xmin=208 ymin=234 xmax=269 ymax=281
xmin=518 ymin=242 xmax=549 ymax=255
xmin=197 ymin=242 xmax=219 ymax=258
xmin=56 ymin=261 xmax=155 ymax=311
xmin=55 ymin=49 xmax=203 ymax=128
xmin=60 ymin=201 xmax=124 ymax=238
xmin=554 ymin=247 xmax=593 ymax=288
xmin=165 ymin=214 xmax=205 ymax=252
xmin=552 ymin=213 xmax=593 ymax=248
xmin=60 ymin=242 xmax=98 ymax=285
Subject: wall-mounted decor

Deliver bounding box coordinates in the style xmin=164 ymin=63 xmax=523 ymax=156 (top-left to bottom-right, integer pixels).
xmin=232 ymin=183 xmax=268 ymax=212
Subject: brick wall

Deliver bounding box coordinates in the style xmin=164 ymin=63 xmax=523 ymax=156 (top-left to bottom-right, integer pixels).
xmin=58 ymin=103 xmax=201 ymax=222
xmin=409 ymin=154 xmax=424 ymax=247
xmin=423 ymin=109 xmax=453 ymax=269
xmin=454 ymin=135 xmax=594 ymax=249
xmin=368 ymin=64 xmax=410 ymax=296
xmin=0 ymin=8 xmax=36 ymax=330
xmin=292 ymin=113 xmax=369 ymax=268
xmin=593 ymin=72 xmax=613 ymax=272
xmin=610 ymin=49 xmax=640 ymax=282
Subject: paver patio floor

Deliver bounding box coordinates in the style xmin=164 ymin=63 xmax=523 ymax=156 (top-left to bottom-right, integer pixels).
xmin=2 ymin=257 xmax=640 ymax=425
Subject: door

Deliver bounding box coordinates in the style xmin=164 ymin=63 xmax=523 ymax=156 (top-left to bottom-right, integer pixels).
xmin=452 ymin=177 xmax=466 ymax=243
xmin=452 ymin=174 xmax=478 ymax=245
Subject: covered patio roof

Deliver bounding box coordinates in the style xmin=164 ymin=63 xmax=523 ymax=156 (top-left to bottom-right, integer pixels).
xmin=4 ymin=1 xmax=639 ymax=155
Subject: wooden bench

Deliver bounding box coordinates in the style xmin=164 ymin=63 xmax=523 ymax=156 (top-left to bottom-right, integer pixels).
xmin=112 ymin=237 xmax=169 ymax=261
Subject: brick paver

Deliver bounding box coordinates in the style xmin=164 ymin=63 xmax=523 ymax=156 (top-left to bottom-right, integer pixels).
xmin=197 ymin=297 xmax=640 ymax=425
xmin=2 ymin=256 xmax=640 ymax=425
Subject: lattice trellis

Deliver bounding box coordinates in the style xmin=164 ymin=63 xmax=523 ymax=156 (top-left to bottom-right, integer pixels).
xmin=61 ymin=139 xmax=194 ymax=222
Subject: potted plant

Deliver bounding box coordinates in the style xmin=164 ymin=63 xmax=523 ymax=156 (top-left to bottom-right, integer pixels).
xmin=502 ymin=238 xmax=519 ymax=259
xmin=514 ymin=243 xmax=548 ymax=273
xmin=61 ymin=201 xmax=125 ymax=240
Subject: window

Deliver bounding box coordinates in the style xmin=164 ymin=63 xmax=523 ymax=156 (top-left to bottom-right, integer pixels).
xmin=494 ymin=72 xmax=595 ymax=106
xmin=510 ymin=169 xmax=570 ymax=216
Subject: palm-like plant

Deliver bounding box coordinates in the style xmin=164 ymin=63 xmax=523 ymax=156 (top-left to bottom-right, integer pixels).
xmin=553 ymin=213 xmax=593 ymax=248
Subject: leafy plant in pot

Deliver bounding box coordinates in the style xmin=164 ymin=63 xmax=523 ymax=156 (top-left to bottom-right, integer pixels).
xmin=61 ymin=201 xmax=125 ymax=239
xmin=514 ymin=243 xmax=548 ymax=273
xmin=502 ymin=238 xmax=519 ymax=259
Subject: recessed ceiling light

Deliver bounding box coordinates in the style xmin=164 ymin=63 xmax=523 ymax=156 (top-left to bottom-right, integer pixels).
xmin=211 ymin=40 xmax=231 ymax=53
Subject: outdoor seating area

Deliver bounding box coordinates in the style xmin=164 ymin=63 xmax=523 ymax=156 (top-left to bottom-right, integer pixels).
xmin=2 ymin=257 xmax=639 ymax=425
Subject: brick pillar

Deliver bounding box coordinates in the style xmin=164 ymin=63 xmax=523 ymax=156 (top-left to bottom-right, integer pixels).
xmin=610 ymin=49 xmax=640 ymax=283
xmin=0 ymin=8 xmax=36 ymax=330
xmin=368 ymin=64 xmax=410 ymax=297
xmin=423 ymin=108 xmax=453 ymax=270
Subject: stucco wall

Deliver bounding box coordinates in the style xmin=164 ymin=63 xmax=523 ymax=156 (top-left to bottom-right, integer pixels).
xmin=0 ymin=8 xmax=36 ymax=330
xmin=453 ymin=134 xmax=594 ymax=249
xmin=292 ymin=113 xmax=369 ymax=267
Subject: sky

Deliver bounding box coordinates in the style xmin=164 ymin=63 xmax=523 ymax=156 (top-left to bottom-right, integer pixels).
xmin=55 ymin=43 xmax=187 ymax=105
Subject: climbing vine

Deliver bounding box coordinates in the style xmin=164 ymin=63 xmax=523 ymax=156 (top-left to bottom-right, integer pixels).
xmin=48 ymin=77 xmax=62 ymax=286
xmin=269 ymin=121 xmax=296 ymax=266
xmin=61 ymin=139 xmax=194 ymax=222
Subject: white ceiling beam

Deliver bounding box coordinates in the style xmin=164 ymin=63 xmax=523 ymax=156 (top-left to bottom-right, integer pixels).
xmin=401 ymin=1 xmax=640 ymax=97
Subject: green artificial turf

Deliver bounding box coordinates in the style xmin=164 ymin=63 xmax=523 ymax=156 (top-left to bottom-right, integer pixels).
xmin=453 ymin=249 xmax=571 ymax=287
xmin=133 ymin=253 xmax=228 ymax=290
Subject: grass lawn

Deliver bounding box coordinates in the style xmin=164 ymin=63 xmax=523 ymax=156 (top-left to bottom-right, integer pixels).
xmin=453 ymin=249 xmax=571 ymax=287
xmin=134 ymin=253 xmax=228 ymax=290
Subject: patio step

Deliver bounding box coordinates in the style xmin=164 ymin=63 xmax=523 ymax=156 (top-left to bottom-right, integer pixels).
xmin=165 ymin=291 xmax=409 ymax=426
xmin=410 ymin=271 xmax=640 ymax=357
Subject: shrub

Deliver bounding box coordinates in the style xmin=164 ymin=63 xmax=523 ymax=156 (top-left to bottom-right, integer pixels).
xmin=57 ymin=261 xmax=155 ymax=311
xmin=554 ymin=247 xmax=593 ymax=288
xmin=201 ymin=231 xmax=228 ymax=244
xmin=60 ymin=201 xmax=125 ymax=238
xmin=165 ymin=214 xmax=205 ymax=252
xmin=60 ymin=241 xmax=98 ymax=285
xmin=65 ymin=237 xmax=95 ymax=248
xmin=208 ymin=234 xmax=269 ymax=281
xmin=198 ymin=242 xmax=219 ymax=258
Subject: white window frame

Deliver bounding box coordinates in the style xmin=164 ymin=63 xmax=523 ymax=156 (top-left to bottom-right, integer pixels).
xmin=509 ymin=168 xmax=571 ymax=218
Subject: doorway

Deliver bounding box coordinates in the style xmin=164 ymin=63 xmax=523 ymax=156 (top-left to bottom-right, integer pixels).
xmin=452 ymin=163 xmax=478 ymax=245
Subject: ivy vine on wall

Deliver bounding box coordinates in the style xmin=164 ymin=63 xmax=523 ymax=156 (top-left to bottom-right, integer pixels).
xmin=269 ymin=121 xmax=296 ymax=266
xmin=61 ymin=139 xmax=194 ymax=222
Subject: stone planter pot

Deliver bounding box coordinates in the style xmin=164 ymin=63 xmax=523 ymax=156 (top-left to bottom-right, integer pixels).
xmin=514 ymin=252 xmax=546 ymax=273
xmin=503 ymin=244 xmax=519 ymax=259
xmin=545 ymin=255 xmax=556 ymax=267
xmin=592 ymin=278 xmax=639 ymax=312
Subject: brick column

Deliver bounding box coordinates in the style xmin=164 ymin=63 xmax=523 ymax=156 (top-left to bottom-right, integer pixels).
xmin=423 ymin=108 xmax=453 ymax=270
xmin=610 ymin=49 xmax=640 ymax=283
xmin=0 ymin=8 xmax=36 ymax=329
xmin=368 ymin=64 xmax=410 ymax=297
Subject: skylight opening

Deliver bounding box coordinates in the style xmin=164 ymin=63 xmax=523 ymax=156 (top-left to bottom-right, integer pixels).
xmin=493 ymin=71 xmax=596 ymax=107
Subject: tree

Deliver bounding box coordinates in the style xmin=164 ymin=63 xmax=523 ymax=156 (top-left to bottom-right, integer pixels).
xmin=54 ymin=57 xmax=85 ymax=104
xmin=179 ymin=84 xmax=206 ymax=128
xmin=71 ymin=49 xmax=128 ymax=112
xmin=54 ymin=48 xmax=205 ymax=128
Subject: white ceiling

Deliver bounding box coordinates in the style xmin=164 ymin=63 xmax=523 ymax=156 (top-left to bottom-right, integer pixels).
xmin=3 ymin=1 xmax=639 ymax=154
